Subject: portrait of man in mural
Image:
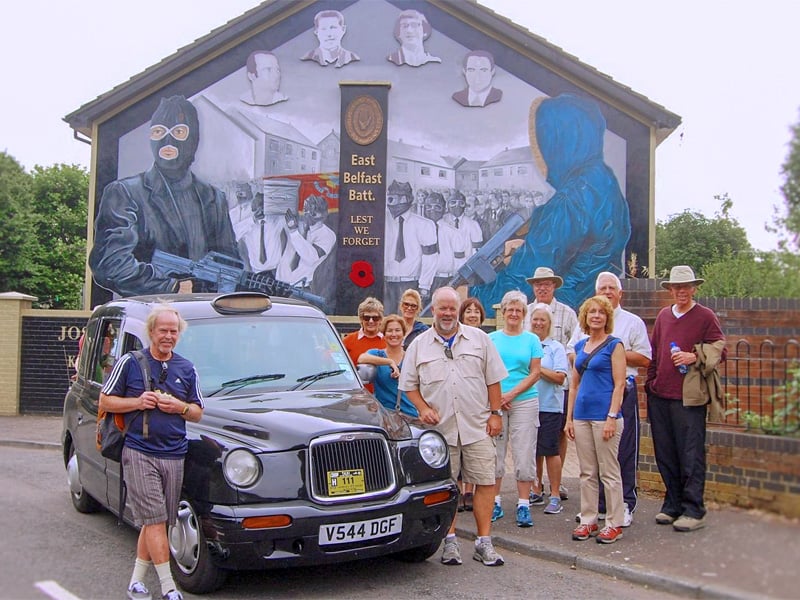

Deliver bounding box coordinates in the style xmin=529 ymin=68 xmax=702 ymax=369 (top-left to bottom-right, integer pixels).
xmin=387 ymin=9 xmax=441 ymax=67
xmin=89 ymin=95 xmax=240 ymax=297
xmin=240 ymin=50 xmax=288 ymax=107
xmin=383 ymin=180 xmax=438 ymax=312
xmin=452 ymin=50 xmax=503 ymax=108
xmin=301 ymin=10 xmax=360 ymax=68
xmin=471 ymin=93 xmax=632 ymax=310
xmin=276 ymin=194 xmax=336 ymax=289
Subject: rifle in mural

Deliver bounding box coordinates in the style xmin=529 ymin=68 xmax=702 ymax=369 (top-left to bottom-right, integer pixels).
xmin=421 ymin=212 xmax=526 ymax=316
xmin=151 ymin=250 xmax=328 ymax=312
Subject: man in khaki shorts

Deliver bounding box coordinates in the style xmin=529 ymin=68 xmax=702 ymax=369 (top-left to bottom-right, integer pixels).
xmin=400 ymin=286 xmax=508 ymax=566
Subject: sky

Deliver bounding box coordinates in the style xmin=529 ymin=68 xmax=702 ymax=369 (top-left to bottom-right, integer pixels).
xmin=3 ymin=0 xmax=799 ymax=251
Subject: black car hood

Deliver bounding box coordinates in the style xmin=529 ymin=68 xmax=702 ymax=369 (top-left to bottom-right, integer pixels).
xmin=190 ymin=388 xmax=412 ymax=452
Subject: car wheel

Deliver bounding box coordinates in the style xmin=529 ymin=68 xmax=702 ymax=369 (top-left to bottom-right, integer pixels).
xmin=392 ymin=539 xmax=442 ymax=563
xmin=169 ymin=499 xmax=228 ymax=594
xmin=66 ymin=443 xmax=101 ymax=513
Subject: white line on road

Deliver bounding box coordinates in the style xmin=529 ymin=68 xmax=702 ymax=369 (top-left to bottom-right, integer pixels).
xmin=35 ymin=581 xmax=83 ymax=600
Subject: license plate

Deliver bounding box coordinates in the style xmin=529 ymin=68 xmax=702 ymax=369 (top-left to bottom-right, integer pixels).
xmin=327 ymin=469 xmax=366 ymax=496
xmin=319 ymin=514 xmax=403 ymax=545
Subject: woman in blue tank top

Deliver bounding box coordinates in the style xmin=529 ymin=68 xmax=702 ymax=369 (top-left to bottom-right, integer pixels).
xmin=565 ymin=295 xmax=626 ymax=544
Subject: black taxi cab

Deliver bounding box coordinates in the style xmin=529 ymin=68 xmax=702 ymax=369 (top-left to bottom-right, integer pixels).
xmin=62 ymin=292 xmax=457 ymax=594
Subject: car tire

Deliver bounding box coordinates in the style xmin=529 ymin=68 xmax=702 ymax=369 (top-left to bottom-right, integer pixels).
xmin=169 ymin=499 xmax=228 ymax=594
xmin=392 ymin=539 xmax=442 ymax=563
xmin=66 ymin=443 xmax=101 ymax=513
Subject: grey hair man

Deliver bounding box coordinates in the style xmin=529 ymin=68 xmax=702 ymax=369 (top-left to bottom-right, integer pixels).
xmin=400 ymin=287 xmax=508 ymax=567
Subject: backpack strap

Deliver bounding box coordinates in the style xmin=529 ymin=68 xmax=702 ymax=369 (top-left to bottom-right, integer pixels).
xmin=131 ymin=350 xmax=151 ymax=437
xmin=577 ymin=336 xmax=616 ymax=376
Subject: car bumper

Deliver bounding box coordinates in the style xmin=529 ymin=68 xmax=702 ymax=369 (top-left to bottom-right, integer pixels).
xmin=199 ymin=479 xmax=458 ymax=570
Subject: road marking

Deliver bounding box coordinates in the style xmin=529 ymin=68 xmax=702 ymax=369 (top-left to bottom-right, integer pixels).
xmin=35 ymin=581 xmax=83 ymax=600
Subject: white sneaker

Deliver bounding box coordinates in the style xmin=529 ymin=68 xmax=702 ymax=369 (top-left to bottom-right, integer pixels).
xmin=622 ymin=506 xmax=633 ymax=528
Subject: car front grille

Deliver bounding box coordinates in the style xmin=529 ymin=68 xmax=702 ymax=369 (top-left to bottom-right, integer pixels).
xmin=309 ymin=432 xmax=396 ymax=503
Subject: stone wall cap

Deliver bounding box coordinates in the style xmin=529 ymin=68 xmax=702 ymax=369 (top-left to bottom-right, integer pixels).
xmin=0 ymin=292 xmax=38 ymax=301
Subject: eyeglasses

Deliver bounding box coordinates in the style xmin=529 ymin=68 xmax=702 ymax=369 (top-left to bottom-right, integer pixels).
xmin=444 ymin=347 xmax=453 ymax=359
xmin=159 ymin=362 xmax=168 ymax=384
xmin=401 ymin=302 xmax=419 ymax=310
xmin=361 ymin=315 xmax=382 ymax=322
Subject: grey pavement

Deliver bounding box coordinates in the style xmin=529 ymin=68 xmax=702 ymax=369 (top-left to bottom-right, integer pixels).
xmin=3 ymin=415 xmax=797 ymax=599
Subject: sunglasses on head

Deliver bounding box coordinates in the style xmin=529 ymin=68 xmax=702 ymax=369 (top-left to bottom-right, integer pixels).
xmin=362 ymin=315 xmax=382 ymax=322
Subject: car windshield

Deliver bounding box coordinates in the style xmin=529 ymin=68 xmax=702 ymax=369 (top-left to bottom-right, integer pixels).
xmin=176 ymin=316 xmax=358 ymax=396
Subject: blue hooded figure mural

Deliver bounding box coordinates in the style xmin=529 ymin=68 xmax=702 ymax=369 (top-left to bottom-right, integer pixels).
xmin=472 ymin=93 xmax=631 ymax=310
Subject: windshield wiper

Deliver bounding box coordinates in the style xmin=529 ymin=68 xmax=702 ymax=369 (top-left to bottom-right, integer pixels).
xmin=291 ymin=369 xmax=346 ymax=391
xmin=207 ymin=373 xmax=285 ymax=396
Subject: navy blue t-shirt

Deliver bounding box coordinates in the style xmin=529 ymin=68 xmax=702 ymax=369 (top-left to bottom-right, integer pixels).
xmin=102 ymin=349 xmax=203 ymax=457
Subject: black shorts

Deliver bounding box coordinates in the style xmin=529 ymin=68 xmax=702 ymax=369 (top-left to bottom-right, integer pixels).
xmin=536 ymin=411 xmax=563 ymax=457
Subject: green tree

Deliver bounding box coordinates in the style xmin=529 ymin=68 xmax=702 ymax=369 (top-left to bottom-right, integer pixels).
xmin=701 ymin=250 xmax=800 ymax=298
xmin=777 ymin=111 xmax=800 ymax=249
xmin=27 ymin=164 xmax=89 ymax=309
xmin=655 ymin=194 xmax=752 ymax=275
xmin=0 ymin=152 xmax=36 ymax=293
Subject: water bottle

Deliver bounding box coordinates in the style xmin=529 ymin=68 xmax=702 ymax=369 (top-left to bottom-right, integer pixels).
xmin=670 ymin=342 xmax=688 ymax=375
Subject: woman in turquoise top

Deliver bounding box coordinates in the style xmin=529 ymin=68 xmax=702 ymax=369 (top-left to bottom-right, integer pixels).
xmin=565 ymin=295 xmax=626 ymax=544
xmin=488 ymin=290 xmax=543 ymax=528
xmin=357 ymin=315 xmax=419 ymax=418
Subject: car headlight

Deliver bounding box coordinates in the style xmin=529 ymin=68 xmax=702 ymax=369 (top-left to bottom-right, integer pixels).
xmin=418 ymin=431 xmax=448 ymax=469
xmin=223 ymin=449 xmax=261 ymax=487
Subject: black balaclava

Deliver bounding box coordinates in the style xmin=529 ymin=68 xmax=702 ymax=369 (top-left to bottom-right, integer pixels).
xmin=149 ymin=95 xmax=200 ymax=180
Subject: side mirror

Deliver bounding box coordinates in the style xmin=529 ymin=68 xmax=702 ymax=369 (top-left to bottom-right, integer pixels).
xmin=356 ymin=363 xmax=377 ymax=385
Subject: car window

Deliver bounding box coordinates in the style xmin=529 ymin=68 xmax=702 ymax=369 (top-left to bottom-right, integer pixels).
xmin=90 ymin=319 xmax=122 ymax=385
xmin=177 ymin=316 xmax=358 ymax=395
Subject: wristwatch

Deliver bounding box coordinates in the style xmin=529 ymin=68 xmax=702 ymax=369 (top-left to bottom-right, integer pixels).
xmin=182 ymin=403 xmax=190 ymax=416
xmin=490 ymin=410 xmax=503 ymax=416
xmin=607 ymin=412 xmax=617 ymax=419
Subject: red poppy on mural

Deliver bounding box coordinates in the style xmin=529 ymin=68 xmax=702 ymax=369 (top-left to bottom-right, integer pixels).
xmin=349 ymin=260 xmax=375 ymax=287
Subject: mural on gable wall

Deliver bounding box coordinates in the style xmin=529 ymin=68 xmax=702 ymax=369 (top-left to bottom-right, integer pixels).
xmin=91 ymin=0 xmax=632 ymax=314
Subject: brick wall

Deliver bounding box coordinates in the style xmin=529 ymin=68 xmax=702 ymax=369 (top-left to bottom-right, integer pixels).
xmin=19 ymin=313 xmax=89 ymax=414
xmin=640 ymin=422 xmax=800 ymax=518
xmin=626 ymin=278 xmax=800 ymax=518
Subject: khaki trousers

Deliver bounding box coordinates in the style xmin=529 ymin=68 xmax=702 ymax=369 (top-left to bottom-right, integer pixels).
xmin=574 ymin=418 xmax=625 ymax=528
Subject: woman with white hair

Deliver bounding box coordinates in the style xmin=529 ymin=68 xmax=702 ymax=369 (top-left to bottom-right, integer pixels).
xmin=489 ymin=290 xmax=543 ymax=528
xmin=528 ymin=303 xmax=569 ymax=515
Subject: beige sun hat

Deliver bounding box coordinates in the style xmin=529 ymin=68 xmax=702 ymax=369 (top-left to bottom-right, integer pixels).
xmin=525 ymin=266 xmax=563 ymax=288
xmin=661 ymin=265 xmax=705 ymax=289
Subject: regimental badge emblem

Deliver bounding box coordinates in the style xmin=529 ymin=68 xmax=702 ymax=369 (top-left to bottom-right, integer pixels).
xmin=345 ymin=95 xmax=383 ymax=146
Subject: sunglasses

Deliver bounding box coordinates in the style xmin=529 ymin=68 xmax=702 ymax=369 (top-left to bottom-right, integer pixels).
xmin=401 ymin=302 xmax=419 ymax=310
xmin=158 ymin=362 xmax=168 ymax=384
xmin=361 ymin=315 xmax=382 ymax=322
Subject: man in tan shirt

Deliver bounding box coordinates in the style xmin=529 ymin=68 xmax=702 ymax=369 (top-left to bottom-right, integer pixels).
xmin=400 ymin=287 xmax=507 ymax=567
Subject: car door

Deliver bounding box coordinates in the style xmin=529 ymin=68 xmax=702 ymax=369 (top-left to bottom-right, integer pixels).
xmin=104 ymin=330 xmax=144 ymax=521
xmin=72 ymin=316 xmax=123 ymax=506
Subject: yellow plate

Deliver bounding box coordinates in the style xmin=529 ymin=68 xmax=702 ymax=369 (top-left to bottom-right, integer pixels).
xmin=327 ymin=469 xmax=366 ymax=496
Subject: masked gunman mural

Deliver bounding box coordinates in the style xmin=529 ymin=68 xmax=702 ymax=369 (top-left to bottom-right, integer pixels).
xmin=89 ymin=95 xmax=241 ymax=297
xmin=471 ymin=93 xmax=631 ymax=310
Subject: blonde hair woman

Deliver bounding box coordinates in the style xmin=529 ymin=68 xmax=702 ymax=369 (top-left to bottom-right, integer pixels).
xmin=566 ymin=295 xmax=626 ymax=544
